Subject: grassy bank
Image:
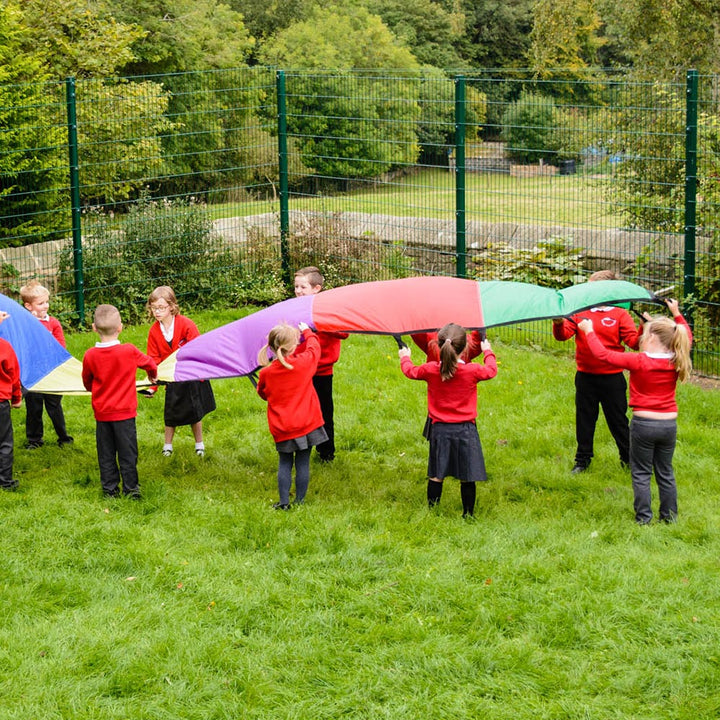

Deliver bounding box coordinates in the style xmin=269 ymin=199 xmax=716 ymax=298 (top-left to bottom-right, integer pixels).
xmin=3 ymin=311 xmax=719 ymax=719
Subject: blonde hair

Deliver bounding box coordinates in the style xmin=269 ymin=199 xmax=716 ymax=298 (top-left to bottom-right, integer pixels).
xmin=437 ymin=323 xmax=467 ymax=381
xmin=294 ymin=266 xmax=324 ymax=289
xmin=93 ymin=304 xmax=122 ymax=336
xmin=20 ymin=279 xmax=50 ymax=304
xmin=147 ymin=286 xmax=180 ymax=318
xmin=258 ymin=323 xmax=300 ymax=370
xmin=644 ymin=316 xmax=693 ymax=382
xmin=589 ymin=270 xmax=619 ymax=282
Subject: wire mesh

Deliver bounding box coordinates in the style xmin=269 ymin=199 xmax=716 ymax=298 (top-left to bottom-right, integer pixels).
xmin=0 ymin=67 xmax=717 ymax=375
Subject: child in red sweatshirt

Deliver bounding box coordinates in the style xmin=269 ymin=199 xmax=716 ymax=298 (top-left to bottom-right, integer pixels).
xmin=82 ymin=305 xmax=157 ymax=498
xmin=294 ymin=267 xmax=348 ymax=462
xmin=256 ymin=322 xmax=328 ymax=509
xmin=400 ymin=322 xmax=497 ymax=518
xmin=0 ymin=311 xmax=22 ymax=490
xmin=578 ymin=299 xmax=692 ymax=524
xmin=552 ymin=270 xmax=641 ymax=473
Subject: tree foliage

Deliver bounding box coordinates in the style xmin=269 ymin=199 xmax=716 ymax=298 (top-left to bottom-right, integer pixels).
xmin=501 ymin=91 xmax=560 ymax=164
xmin=259 ymin=6 xmax=421 ymax=179
xmin=18 ymin=0 xmax=144 ymax=79
xmin=0 ymin=2 xmax=68 ymax=247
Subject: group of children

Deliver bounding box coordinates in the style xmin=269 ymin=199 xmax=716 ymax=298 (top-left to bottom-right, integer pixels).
xmin=0 ymin=269 xmax=693 ymax=525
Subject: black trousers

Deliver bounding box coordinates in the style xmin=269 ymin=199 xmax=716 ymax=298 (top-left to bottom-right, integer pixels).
xmin=574 ymin=371 xmax=630 ymax=465
xmin=96 ymin=418 xmax=139 ymax=496
xmin=25 ymin=391 xmax=71 ymax=444
xmin=0 ymin=400 xmax=15 ymax=489
xmin=312 ymin=374 xmax=336 ymax=460
xmin=630 ymin=416 xmax=678 ymax=523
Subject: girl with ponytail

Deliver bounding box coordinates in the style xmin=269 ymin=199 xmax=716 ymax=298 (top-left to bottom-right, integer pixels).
xmin=257 ymin=323 xmax=328 ymax=509
xmin=578 ymin=299 xmax=692 ymax=524
xmin=399 ymin=322 xmax=498 ymax=518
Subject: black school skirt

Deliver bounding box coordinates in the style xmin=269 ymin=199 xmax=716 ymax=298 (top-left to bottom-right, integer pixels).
xmin=426 ymin=420 xmax=487 ymax=483
xmin=164 ymin=380 xmax=216 ymax=427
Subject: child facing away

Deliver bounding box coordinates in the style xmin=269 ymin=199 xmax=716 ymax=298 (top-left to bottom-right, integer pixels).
xmin=19 ymin=280 xmax=74 ymax=449
xmin=578 ymin=299 xmax=692 ymax=525
xmin=399 ymin=322 xmax=497 ymax=518
xmin=411 ymin=328 xmax=484 ymax=362
xmin=146 ymin=286 xmax=216 ymax=457
xmin=0 ymin=312 xmax=23 ymax=490
xmin=294 ymin=267 xmax=348 ymax=462
xmin=552 ymin=270 xmax=641 ymax=473
xmin=256 ymin=322 xmax=328 ymax=510
xmin=82 ymin=305 xmax=157 ymax=498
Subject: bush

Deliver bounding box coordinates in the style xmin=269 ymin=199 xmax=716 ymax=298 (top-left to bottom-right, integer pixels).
xmin=57 ymin=197 xmax=279 ymax=323
xmin=501 ymin=92 xmax=561 ymax=165
xmin=470 ymin=236 xmax=586 ymax=288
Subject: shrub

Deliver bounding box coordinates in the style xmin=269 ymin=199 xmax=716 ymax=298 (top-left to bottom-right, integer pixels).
xmin=470 ymin=236 xmax=586 ymax=288
xmin=501 ymin=92 xmax=561 ymax=165
xmin=57 ymin=197 xmax=278 ymax=323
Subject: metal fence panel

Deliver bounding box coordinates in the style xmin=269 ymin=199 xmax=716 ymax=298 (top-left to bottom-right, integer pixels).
xmin=0 ymin=67 xmax=717 ymax=375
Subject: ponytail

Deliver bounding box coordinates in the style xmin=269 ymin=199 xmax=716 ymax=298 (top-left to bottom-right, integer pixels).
xmin=257 ymin=323 xmax=299 ymax=370
xmin=437 ymin=323 xmax=467 ymax=381
xmin=671 ymin=323 xmax=692 ymax=382
xmin=644 ymin=316 xmax=693 ymax=382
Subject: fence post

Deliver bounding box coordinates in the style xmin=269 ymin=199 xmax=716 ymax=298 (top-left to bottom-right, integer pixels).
xmin=276 ymin=70 xmax=290 ymax=287
xmin=454 ymin=75 xmax=467 ymax=279
xmin=683 ymin=69 xmax=698 ymax=325
xmin=65 ymin=77 xmax=84 ymax=323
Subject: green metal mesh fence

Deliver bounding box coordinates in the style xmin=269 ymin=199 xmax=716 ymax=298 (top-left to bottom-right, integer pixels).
xmin=0 ymin=67 xmax=718 ymax=375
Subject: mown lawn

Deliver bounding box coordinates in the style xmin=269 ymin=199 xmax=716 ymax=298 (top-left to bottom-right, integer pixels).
xmin=211 ymin=168 xmax=621 ymax=229
xmin=2 ymin=310 xmax=719 ymax=719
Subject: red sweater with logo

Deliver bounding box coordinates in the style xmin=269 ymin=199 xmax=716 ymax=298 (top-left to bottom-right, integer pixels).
xmin=82 ymin=342 xmax=157 ymax=422
xmin=256 ymin=331 xmax=324 ymax=442
xmin=400 ymin=349 xmax=498 ymax=423
xmin=38 ymin=315 xmax=66 ymax=348
xmin=147 ymin=314 xmax=200 ymax=364
xmin=0 ymin=339 xmax=22 ymax=405
xmin=585 ymin=316 xmax=692 ymax=413
xmin=553 ymin=307 xmax=640 ymax=374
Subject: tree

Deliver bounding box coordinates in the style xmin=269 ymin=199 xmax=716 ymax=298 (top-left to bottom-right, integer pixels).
xmin=0 ymin=2 xmax=68 ymax=247
xmin=501 ymin=91 xmax=560 ymax=164
xmin=111 ymin=0 xmax=254 ymax=76
xmin=597 ymin=0 xmax=720 ymax=77
xmin=363 ymin=0 xmax=467 ymax=69
xmin=18 ymin=0 xmax=144 ymax=79
xmin=259 ymin=6 xmax=422 ymax=180
xmin=456 ymin=0 xmax=534 ymax=69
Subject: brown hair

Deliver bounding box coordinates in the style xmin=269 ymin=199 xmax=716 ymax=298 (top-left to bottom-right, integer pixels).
xmin=147 ymin=286 xmax=180 ymax=318
xmin=93 ymin=304 xmax=122 ymax=336
xmin=589 ymin=270 xmax=619 ymax=282
xmin=437 ymin=323 xmax=467 ymax=381
xmin=643 ymin=316 xmax=693 ymax=382
xmin=19 ymin=279 xmax=50 ymax=304
xmin=294 ymin=266 xmax=324 ymax=289
xmin=258 ymin=323 xmax=300 ymax=370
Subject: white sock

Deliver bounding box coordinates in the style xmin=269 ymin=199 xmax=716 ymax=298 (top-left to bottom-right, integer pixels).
xmin=163 ymin=443 xmax=173 ymax=452
xmin=195 ymin=442 xmax=205 ymax=451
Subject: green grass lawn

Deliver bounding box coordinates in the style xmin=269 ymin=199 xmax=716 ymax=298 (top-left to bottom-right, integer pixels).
xmin=3 ymin=311 xmax=720 ymax=719
xmin=212 ymin=168 xmax=621 ymax=229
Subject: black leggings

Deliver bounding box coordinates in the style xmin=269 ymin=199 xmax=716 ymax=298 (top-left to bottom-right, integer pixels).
xmin=277 ymin=448 xmax=311 ymax=505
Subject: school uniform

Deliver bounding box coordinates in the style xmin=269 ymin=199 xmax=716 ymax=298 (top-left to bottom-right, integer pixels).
xmin=25 ymin=314 xmax=72 ymax=447
xmin=585 ymin=316 xmax=691 ymax=523
xmin=147 ymin=315 xmax=215 ymax=426
xmin=82 ymin=342 xmax=157 ymax=496
xmin=0 ymin=339 xmax=22 ymax=489
xmin=554 ymin=307 xmax=640 ymax=468
xmin=401 ymin=349 xmax=497 ymax=483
